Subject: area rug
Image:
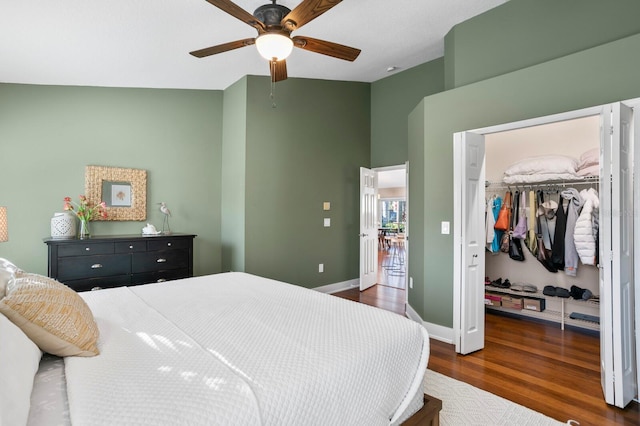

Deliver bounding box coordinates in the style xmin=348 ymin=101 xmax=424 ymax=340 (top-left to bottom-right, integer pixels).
xmin=423 ymin=369 xmax=567 ymax=425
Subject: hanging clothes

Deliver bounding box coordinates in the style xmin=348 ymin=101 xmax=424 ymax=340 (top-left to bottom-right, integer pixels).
xmin=485 ymin=195 xmax=502 ymax=253
xmin=485 ymin=196 xmax=496 ymax=252
xmin=524 ymin=190 xmax=538 ymax=256
xmin=575 ymin=187 xmax=599 ymax=265
xmin=551 ymin=193 xmax=567 ymax=270
xmin=537 ymin=192 xmax=557 ymax=250
xmin=561 ymin=188 xmax=584 ymax=276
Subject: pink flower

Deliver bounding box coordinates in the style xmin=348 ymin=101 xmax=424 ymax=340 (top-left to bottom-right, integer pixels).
xmin=63 ymin=196 xmax=108 ymax=221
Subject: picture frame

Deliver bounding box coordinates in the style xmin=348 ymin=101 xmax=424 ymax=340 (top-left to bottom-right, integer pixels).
xmin=85 ymin=165 xmax=147 ymax=221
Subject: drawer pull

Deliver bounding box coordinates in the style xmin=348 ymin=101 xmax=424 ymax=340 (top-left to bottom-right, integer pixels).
xmin=85 ymin=247 xmax=91 ymax=251
xmin=157 ymin=278 xmax=167 ymax=283
xmin=167 ymin=242 xmax=172 ymax=247
xmin=156 ymin=258 xmax=167 ymax=263
xmin=91 ymin=287 xmax=102 ymax=291
xmin=91 ymin=263 xmax=103 ymax=269
xmin=129 ymin=245 xmax=134 ymax=249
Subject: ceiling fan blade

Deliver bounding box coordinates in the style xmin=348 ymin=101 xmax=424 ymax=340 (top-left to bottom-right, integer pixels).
xmin=205 ymin=0 xmax=265 ymax=32
xmin=190 ymin=38 xmax=255 ymax=58
xmin=292 ymin=36 xmax=360 ymax=61
xmin=281 ymin=0 xmax=342 ymax=31
xmin=269 ymin=59 xmax=288 ymax=82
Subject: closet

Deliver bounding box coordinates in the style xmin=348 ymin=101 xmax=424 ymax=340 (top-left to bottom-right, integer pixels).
xmin=453 ymin=100 xmax=638 ymax=409
xmin=483 ymin=116 xmax=601 ymax=332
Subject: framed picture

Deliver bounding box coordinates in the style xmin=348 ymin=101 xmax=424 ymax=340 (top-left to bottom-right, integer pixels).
xmin=85 ymin=165 xmax=147 ymax=221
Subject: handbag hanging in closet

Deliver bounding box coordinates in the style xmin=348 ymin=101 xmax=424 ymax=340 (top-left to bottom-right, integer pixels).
xmin=508 ymin=190 xmax=525 ymax=261
xmin=494 ymin=190 xmax=511 ymax=231
xmin=535 ymin=190 xmax=558 ymax=272
xmin=512 ymin=190 xmax=527 ymax=239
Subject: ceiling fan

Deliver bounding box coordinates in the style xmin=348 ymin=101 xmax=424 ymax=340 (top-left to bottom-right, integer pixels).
xmin=190 ymin=0 xmax=361 ymax=82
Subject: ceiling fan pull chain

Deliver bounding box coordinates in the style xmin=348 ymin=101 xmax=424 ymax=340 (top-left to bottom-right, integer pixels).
xmin=270 ymin=59 xmax=277 ymax=108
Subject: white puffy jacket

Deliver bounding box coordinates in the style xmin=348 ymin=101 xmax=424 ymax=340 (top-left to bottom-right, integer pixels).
xmin=574 ymin=188 xmax=599 ymax=265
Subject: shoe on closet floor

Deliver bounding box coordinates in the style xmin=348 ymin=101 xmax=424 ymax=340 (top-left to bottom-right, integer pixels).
xmin=543 ymin=285 xmax=570 ymax=298
xmin=510 ymin=283 xmax=524 ymax=292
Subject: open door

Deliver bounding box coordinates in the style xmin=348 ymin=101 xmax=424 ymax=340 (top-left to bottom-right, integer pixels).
xmin=600 ymin=102 xmax=637 ymax=408
xmin=453 ymin=131 xmax=486 ymax=354
xmin=359 ymin=167 xmax=378 ymax=291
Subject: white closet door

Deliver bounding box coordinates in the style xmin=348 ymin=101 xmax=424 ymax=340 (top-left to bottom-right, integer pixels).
xmin=453 ymin=131 xmax=486 ymax=354
xmin=600 ymin=102 xmax=636 ymax=408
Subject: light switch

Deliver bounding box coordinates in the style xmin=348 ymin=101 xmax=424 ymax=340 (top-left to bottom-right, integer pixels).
xmin=441 ymin=221 xmax=450 ymax=234
xmin=323 ymin=202 xmax=331 ymax=211
xmin=324 ymin=218 xmax=331 ymax=227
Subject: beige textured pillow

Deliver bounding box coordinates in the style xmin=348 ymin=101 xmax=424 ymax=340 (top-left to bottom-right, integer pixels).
xmin=0 ymin=272 xmax=100 ymax=357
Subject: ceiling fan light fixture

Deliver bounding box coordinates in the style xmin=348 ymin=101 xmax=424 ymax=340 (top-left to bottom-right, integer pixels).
xmin=255 ymin=33 xmax=293 ymax=61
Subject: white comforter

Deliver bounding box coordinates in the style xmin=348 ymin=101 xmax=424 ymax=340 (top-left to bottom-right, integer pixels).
xmin=64 ymin=273 xmax=429 ymax=425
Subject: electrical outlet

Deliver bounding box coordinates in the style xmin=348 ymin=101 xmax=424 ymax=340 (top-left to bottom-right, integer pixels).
xmin=324 ymin=218 xmax=330 ymax=227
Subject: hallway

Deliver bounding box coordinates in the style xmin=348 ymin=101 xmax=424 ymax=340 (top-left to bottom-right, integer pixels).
xmin=377 ymin=244 xmax=405 ymax=289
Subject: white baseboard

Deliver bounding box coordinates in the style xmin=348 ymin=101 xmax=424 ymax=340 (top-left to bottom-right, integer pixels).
xmin=423 ymin=322 xmax=455 ymax=345
xmin=405 ymin=304 xmax=455 ymax=345
xmin=314 ymin=279 xmax=359 ymax=294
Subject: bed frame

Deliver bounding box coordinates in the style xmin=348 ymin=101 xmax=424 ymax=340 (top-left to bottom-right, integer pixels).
xmin=403 ymin=394 xmax=442 ymax=426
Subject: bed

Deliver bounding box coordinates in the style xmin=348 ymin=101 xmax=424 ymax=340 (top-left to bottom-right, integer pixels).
xmin=1 ymin=267 xmax=436 ymax=425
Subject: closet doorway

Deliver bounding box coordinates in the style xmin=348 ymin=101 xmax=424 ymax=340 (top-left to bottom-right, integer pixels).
xmin=452 ymin=100 xmax=639 ymax=408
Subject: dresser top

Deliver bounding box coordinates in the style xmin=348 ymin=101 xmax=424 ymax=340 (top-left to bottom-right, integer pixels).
xmin=44 ymin=233 xmax=197 ymax=245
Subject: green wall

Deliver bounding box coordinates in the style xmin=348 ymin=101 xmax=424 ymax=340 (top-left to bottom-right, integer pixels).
xmin=444 ymin=0 xmax=640 ymax=89
xmin=370 ymin=59 xmax=445 ymax=167
xmin=410 ymin=33 xmax=640 ymax=326
xmin=221 ymin=77 xmax=248 ymax=272
xmin=241 ymin=76 xmax=370 ymax=288
xmin=0 ymin=84 xmax=223 ymax=276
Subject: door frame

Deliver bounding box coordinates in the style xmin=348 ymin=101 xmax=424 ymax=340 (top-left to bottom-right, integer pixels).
xmin=453 ymin=101 xmax=639 ymax=407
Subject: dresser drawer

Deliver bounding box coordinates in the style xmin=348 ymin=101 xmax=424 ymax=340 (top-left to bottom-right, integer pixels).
xmin=64 ymin=275 xmax=131 ymax=292
xmin=58 ymin=254 xmax=130 ymax=281
xmin=58 ymin=242 xmax=114 ymax=257
xmin=115 ymin=241 xmax=147 ymax=253
xmin=147 ymin=238 xmax=191 ymax=251
xmin=132 ymin=250 xmax=188 ymax=273
xmin=131 ymin=269 xmax=190 ymax=286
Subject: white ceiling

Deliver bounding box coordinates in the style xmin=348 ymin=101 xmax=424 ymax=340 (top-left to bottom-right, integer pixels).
xmin=378 ymin=168 xmax=405 ymax=189
xmin=0 ymin=0 xmax=507 ymax=90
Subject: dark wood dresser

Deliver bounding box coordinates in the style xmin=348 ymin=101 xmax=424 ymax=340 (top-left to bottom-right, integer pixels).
xmin=44 ymin=234 xmax=196 ymax=292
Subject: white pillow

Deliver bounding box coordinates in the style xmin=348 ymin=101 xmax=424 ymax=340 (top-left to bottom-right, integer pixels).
xmin=0 ymin=314 xmax=43 ymax=426
xmin=0 ymin=257 xmax=21 ymax=299
xmin=503 ymin=155 xmax=578 ymax=176
xmin=578 ymin=147 xmax=599 ymax=169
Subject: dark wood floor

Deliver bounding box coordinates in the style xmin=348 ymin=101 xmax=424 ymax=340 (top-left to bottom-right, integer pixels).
xmin=332 ymin=259 xmax=640 ymax=426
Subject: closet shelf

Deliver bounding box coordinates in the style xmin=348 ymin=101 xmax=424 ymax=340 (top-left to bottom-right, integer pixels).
xmin=484 ymin=286 xmax=600 ymax=306
xmin=485 ymin=176 xmax=598 ymax=191
xmin=486 ymin=305 xmax=600 ymax=332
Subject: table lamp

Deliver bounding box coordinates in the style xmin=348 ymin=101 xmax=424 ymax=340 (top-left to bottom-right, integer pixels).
xmin=0 ymin=207 xmax=8 ymax=242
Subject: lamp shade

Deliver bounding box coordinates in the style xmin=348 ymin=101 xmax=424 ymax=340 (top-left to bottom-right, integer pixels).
xmin=255 ymin=33 xmax=293 ymax=61
xmin=0 ymin=207 xmax=7 ymax=242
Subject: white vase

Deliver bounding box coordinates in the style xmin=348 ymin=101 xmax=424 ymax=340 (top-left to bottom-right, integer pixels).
xmin=50 ymin=212 xmax=76 ymax=238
